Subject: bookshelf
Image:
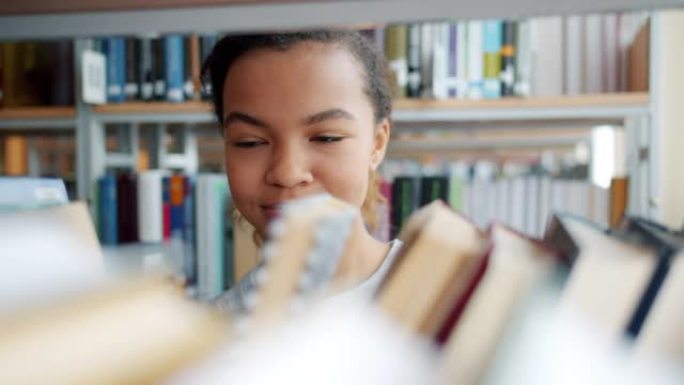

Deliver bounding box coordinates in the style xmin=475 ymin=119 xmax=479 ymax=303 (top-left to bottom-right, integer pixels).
xmin=0 ymin=4 xmax=680 ymax=226
xmin=0 ymin=0 xmax=681 ymax=39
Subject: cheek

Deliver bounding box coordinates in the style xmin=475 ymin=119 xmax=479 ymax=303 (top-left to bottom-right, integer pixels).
xmin=225 ymin=152 xmax=262 ymax=205
xmin=313 ymin=145 xmax=371 ymax=206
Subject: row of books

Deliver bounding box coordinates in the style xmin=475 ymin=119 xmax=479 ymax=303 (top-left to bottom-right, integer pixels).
xmin=377 ymin=12 xmax=649 ymax=100
xmin=378 ymin=202 xmax=684 ymax=383
xmin=95 ymin=34 xmax=218 ymax=103
xmin=379 ymin=172 xmax=620 ymax=243
xmin=0 ymin=41 xmax=74 ymax=107
xmin=95 ymin=171 xmax=232 ymax=299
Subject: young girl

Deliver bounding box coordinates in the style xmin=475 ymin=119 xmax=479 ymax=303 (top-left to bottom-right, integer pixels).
xmin=204 ymin=30 xmax=401 ymax=312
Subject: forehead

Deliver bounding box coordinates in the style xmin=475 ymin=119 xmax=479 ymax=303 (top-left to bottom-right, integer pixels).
xmin=222 ymin=42 xmax=370 ymax=118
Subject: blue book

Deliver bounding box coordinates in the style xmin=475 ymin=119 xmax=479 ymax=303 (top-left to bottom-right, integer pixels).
xmin=483 ymin=20 xmax=503 ymax=99
xmin=183 ymin=176 xmax=197 ymax=285
xmin=98 ymin=174 xmax=118 ymax=245
xmin=164 ymin=35 xmax=185 ymax=102
xmin=105 ymin=37 xmax=126 ymax=103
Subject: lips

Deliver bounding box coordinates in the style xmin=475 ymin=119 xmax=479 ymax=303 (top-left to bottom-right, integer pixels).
xmin=260 ymin=204 xmax=282 ymax=220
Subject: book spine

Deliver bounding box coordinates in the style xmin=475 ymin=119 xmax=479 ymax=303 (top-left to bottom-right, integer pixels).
xmin=153 ymin=37 xmax=166 ymax=101
xmin=124 ymin=38 xmax=139 ymax=101
xmin=137 ymin=171 xmax=164 ymax=243
xmin=467 ymin=21 xmax=484 ymax=99
xmin=483 ymin=20 xmax=503 ymax=99
xmin=407 ymin=24 xmax=422 ymax=98
xmin=514 ymin=20 xmax=531 ymax=96
xmin=384 ymin=25 xmax=408 ymax=99
xmin=420 ymin=176 xmax=450 ymax=207
xmin=200 ymin=34 xmax=218 ymax=100
xmin=530 ymin=16 xmax=563 ymax=96
xmin=564 ymin=15 xmax=585 ymax=95
xmin=98 ymin=174 xmax=118 ymax=245
xmin=162 ymin=175 xmax=171 ymax=240
xmin=602 ymin=13 xmax=619 ymax=93
xmin=183 ymin=176 xmax=197 ymax=285
xmin=117 ymin=172 xmax=139 ymax=243
xmin=164 ymin=35 xmax=185 ymax=102
xmin=420 ymin=23 xmax=434 ymax=98
xmin=456 ymin=22 xmax=469 ymax=98
xmin=391 ymin=177 xmax=418 ymax=238
xmin=431 ymin=23 xmax=449 ymax=100
xmin=105 ymin=37 xmax=125 ymax=103
xmin=138 ymin=36 xmax=155 ymax=101
xmin=500 ymin=21 xmax=517 ymax=97
xmin=170 ymin=174 xmax=185 ymax=236
xmin=446 ymin=23 xmax=458 ymax=98
xmin=185 ymin=35 xmax=200 ymax=100
xmin=584 ymin=14 xmax=604 ymax=93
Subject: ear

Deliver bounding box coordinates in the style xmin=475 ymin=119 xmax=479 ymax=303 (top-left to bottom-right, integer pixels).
xmin=370 ymin=118 xmax=391 ymax=170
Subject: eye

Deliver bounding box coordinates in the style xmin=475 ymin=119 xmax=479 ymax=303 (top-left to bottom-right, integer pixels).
xmin=311 ymin=136 xmax=344 ymax=143
xmin=233 ymin=140 xmax=267 ymax=148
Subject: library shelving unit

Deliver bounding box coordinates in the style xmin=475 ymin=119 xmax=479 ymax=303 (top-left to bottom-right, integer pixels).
xmin=0 ymin=0 xmax=681 ymax=224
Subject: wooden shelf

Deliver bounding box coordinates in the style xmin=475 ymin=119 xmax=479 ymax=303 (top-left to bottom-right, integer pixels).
xmin=0 ymin=106 xmax=76 ymax=120
xmin=93 ymin=101 xmax=213 ymax=115
xmin=393 ymin=92 xmax=649 ymax=111
xmin=0 ymin=106 xmax=77 ymax=129
xmin=93 ymin=93 xmax=650 ymax=113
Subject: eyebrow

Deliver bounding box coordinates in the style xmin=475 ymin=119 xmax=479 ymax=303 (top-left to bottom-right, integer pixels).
xmin=303 ymin=108 xmax=356 ymax=125
xmin=223 ymin=112 xmax=271 ymax=130
xmin=222 ymin=108 xmax=356 ymax=130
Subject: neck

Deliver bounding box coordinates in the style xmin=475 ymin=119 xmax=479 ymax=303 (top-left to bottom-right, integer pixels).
xmin=331 ymin=219 xmax=390 ymax=292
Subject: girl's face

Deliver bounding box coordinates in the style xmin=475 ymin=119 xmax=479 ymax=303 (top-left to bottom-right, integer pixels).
xmin=222 ymin=42 xmax=390 ymax=237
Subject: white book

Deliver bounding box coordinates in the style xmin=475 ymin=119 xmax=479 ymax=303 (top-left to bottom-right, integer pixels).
xmin=420 ymin=23 xmax=435 ymax=98
xmin=583 ymin=14 xmax=603 ymax=93
xmin=467 ymin=20 xmax=484 ymax=99
xmin=514 ymin=20 xmax=531 ymax=96
xmin=137 ymin=170 xmax=167 ymax=243
xmin=524 ymin=175 xmax=540 ymax=237
xmin=495 ymin=178 xmax=510 ymax=225
xmin=538 ymin=175 xmax=552 ymax=235
xmin=530 ymin=16 xmax=563 ymax=96
xmin=509 ymin=177 xmax=527 ymax=233
xmin=485 ymin=179 xmax=498 ymax=226
xmin=590 ymin=184 xmax=610 ymax=228
xmin=602 ymin=13 xmax=619 ymax=92
xmin=461 ymin=181 xmax=472 ymax=218
xmin=456 ymin=22 xmax=469 ymax=98
xmin=431 ymin=23 xmax=449 ymax=100
xmin=550 ymin=179 xmax=567 ymax=217
xmin=563 ymin=15 xmax=585 ymax=95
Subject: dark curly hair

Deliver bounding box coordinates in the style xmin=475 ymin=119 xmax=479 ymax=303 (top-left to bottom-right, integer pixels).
xmin=202 ymin=29 xmax=392 ymax=128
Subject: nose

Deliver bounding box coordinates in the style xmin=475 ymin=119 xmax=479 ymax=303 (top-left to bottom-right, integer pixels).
xmin=265 ymin=143 xmax=314 ymax=188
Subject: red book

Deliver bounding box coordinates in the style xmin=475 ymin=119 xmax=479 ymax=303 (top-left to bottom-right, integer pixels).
xmin=162 ymin=176 xmax=171 ymax=240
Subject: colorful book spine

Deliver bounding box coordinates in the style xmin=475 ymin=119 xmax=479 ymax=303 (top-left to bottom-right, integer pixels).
xmin=104 ymin=37 xmax=125 ymax=103
xmin=164 ymin=35 xmax=185 ymax=102
xmin=170 ymin=174 xmax=185 ymax=236
xmin=483 ymin=20 xmax=503 ymax=99
xmin=384 ymin=25 xmax=408 ymax=99
xmin=162 ymin=176 xmax=171 ymax=240
xmin=500 ymin=21 xmax=517 ymax=97
xmin=98 ymin=173 xmax=118 ymax=245
xmin=183 ymin=176 xmax=196 ymax=285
